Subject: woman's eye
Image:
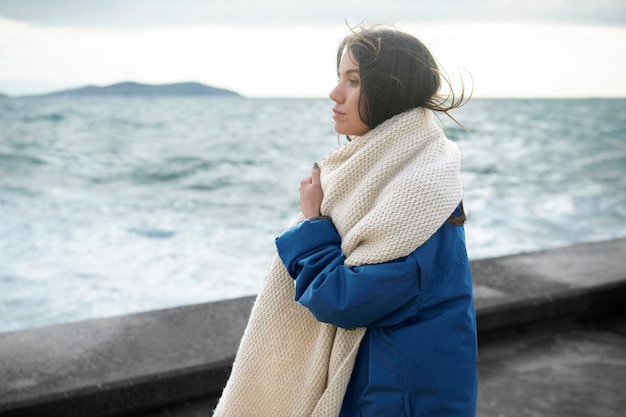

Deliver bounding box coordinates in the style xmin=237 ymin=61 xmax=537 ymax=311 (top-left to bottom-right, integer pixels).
xmin=336 ymin=77 xmax=359 ymax=86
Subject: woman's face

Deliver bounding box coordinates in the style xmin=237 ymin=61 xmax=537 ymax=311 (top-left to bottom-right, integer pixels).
xmin=329 ymin=51 xmax=370 ymax=137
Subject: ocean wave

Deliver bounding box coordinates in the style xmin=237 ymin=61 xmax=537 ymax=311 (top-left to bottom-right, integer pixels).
xmin=1 ymin=97 xmax=625 ymax=332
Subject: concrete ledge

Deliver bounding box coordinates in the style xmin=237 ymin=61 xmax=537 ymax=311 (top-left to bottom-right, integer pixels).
xmin=471 ymin=237 xmax=626 ymax=332
xmin=1 ymin=238 xmax=625 ymax=417
xmin=0 ymin=297 xmax=254 ymax=417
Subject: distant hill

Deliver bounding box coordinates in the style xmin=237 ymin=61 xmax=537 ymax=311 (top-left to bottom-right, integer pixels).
xmin=0 ymin=92 xmax=8 ymax=99
xmin=37 ymin=81 xmax=242 ymax=97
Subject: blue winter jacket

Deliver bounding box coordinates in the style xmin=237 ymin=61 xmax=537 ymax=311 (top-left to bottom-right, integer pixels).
xmin=275 ymin=211 xmax=477 ymax=417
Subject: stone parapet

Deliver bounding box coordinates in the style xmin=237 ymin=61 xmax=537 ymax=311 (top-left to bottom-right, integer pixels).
xmin=1 ymin=238 xmax=625 ymax=417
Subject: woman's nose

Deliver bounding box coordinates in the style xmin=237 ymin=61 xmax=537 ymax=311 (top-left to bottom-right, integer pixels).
xmin=329 ymin=83 xmax=342 ymax=102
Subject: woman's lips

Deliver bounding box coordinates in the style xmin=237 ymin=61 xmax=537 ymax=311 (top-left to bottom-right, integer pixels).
xmin=332 ymin=108 xmax=346 ymax=119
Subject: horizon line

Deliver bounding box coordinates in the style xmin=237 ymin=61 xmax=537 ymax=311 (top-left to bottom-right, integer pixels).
xmin=2 ymin=80 xmax=626 ymax=101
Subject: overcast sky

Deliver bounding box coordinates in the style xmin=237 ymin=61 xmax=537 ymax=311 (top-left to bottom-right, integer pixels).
xmin=1 ymin=0 xmax=625 ymax=98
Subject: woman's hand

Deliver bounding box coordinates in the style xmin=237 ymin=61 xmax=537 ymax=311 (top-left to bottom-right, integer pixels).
xmin=299 ymin=163 xmax=324 ymax=218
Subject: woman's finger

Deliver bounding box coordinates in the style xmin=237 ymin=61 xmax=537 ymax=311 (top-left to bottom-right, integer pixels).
xmin=311 ymin=162 xmax=321 ymax=185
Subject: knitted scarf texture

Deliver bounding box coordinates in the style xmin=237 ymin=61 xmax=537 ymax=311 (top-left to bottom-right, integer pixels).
xmin=213 ymin=107 xmax=463 ymax=417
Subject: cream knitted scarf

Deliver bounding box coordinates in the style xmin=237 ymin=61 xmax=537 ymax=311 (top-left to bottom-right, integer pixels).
xmin=213 ymin=107 xmax=463 ymax=417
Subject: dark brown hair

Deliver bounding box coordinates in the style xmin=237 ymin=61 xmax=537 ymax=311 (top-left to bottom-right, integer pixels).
xmin=337 ymin=24 xmax=470 ymax=225
xmin=337 ymin=24 xmax=470 ymax=130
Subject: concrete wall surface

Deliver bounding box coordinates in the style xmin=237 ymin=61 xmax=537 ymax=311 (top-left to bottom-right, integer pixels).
xmin=1 ymin=238 xmax=625 ymax=417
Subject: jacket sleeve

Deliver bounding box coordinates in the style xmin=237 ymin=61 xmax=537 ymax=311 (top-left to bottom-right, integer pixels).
xmin=275 ymin=217 xmax=422 ymax=329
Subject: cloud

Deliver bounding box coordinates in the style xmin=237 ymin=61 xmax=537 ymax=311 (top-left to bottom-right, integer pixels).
xmin=1 ymin=1 xmax=625 ymax=98
xmin=0 ymin=0 xmax=625 ymax=28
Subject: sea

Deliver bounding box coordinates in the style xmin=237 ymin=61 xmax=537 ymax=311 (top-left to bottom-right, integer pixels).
xmin=1 ymin=96 xmax=625 ymax=333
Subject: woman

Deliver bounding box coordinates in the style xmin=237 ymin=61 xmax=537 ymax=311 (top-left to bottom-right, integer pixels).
xmin=214 ymin=25 xmax=477 ymax=417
